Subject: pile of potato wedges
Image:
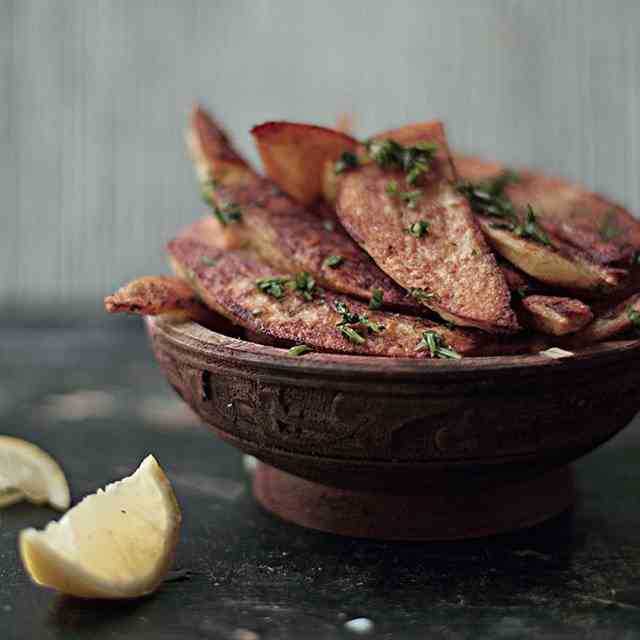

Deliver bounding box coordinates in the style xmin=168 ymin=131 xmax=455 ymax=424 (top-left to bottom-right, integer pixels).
xmin=105 ymin=106 xmax=640 ymax=359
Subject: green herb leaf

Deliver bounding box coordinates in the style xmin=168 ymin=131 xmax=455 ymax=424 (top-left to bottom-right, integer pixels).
xmin=334 ymin=151 xmax=359 ymax=174
xmin=200 ymin=256 xmax=219 ymax=267
xmin=290 ymin=271 xmax=316 ymax=300
xmin=399 ymin=190 xmax=423 ymax=209
xmin=599 ymin=208 xmax=623 ymax=240
xmin=490 ymin=205 xmax=551 ymax=246
xmin=408 ymin=220 xmax=430 ymax=238
xmin=415 ymin=330 xmax=462 ymax=359
xmin=386 ymin=180 xmax=399 ymax=195
xmin=256 ymin=277 xmax=289 ymax=299
xmin=455 ymin=170 xmax=520 ymax=221
xmin=369 ymin=288 xmax=383 ymax=310
xmin=200 ymin=178 xmax=218 ymax=206
xmin=340 ymin=325 xmax=366 ymax=345
xmin=365 ymin=138 xmax=438 ymax=185
xmin=324 ymin=255 xmax=344 ymax=269
xmin=323 ymin=219 xmax=335 ymax=232
xmin=213 ymin=202 xmax=242 ymax=226
xmin=627 ymin=306 xmax=640 ymax=328
xmin=334 ymin=301 xmax=368 ymax=326
xmin=334 ymin=300 xmax=385 ymax=342
xmin=288 ymin=344 xmax=313 ymax=356
xmin=409 ymin=287 xmax=437 ymax=304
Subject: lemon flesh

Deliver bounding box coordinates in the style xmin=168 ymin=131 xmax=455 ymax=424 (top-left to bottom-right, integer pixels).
xmin=20 ymin=455 xmax=181 ymax=599
xmin=0 ymin=436 xmax=70 ymax=511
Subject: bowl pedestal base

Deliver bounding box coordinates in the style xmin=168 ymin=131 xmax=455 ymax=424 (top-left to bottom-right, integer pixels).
xmin=253 ymin=462 xmax=575 ymax=541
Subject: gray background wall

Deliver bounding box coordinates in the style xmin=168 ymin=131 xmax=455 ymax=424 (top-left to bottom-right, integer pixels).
xmin=2 ymin=0 xmax=639 ymax=311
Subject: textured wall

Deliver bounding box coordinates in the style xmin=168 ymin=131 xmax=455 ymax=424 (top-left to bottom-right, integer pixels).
xmin=2 ymin=0 xmax=639 ymax=308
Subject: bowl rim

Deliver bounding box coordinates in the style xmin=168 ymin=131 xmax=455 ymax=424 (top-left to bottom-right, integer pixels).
xmin=147 ymin=315 xmax=640 ymax=380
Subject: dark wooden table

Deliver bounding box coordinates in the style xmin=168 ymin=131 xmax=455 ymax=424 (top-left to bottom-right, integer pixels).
xmin=2 ymin=314 xmax=640 ymax=639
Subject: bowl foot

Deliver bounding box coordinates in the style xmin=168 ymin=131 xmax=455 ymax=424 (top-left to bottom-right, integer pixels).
xmin=253 ymin=463 xmax=575 ymax=541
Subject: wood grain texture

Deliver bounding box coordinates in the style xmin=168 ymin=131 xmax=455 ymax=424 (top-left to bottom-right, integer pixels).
xmin=1 ymin=0 xmax=639 ymax=307
xmin=146 ymin=315 xmax=640 ymax=489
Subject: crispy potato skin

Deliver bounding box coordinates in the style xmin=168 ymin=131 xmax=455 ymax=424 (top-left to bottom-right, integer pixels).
xmin=189 ymin=107 xmax=421 ymax=313
xmin=455 ymin=153 xmax=640 ymax=265
xmin=334 ymin=123 xmax=517 ymax=333
xmin=518 ymin=295 xmax=593 ymax=336
xmin=564 ymin=292 xmax=640 ymax=346
xmin=251 ymin=121 xmax=357 ymax=205
xmin=478 ymin=216 xmax=627 ymax=295
xmin=211 ymin=182 xmax=420 ymax=311
xmin=104 ymin=275 xmax=228 ymax=331
xmin=189 ymin=106 xmax=259 ymax=188
xmin=104 ymin=276 xmax=201 ymax=316
xmin=167 ymin=237 xmax=501 ymax=358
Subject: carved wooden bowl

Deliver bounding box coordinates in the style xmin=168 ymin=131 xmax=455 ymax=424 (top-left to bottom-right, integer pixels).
xmin=146 ymin=315 xmax=640 ymax=540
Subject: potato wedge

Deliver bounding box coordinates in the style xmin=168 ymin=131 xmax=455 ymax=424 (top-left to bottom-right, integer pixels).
xmin=455 ymin=153 xmax=640 ymax=265
xmin=189 ymin=108 xmax=421 ymax=312
xmin=564 ymin=293 xmax=640 ymax=346
xmin=477 ymin=215 xmax=626 ymax=295
xmin=189 ymin=105 xmax=259 ymax=189
xmin=167 ymin=237 xmax=496 ymax=358
xmin=251 ymin=122 xmax=357 ymax=205
xmin=104 ymin=275 xmax=227 ymax=330
xmin=333 ymin=123 xmax=518 ymax=333
xmin=517 ymin=295 xmax=593 ymax=336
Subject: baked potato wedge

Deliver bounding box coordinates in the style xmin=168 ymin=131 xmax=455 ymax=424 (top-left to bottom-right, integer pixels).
xmin=477 ymin=215 xmax=626 ymax=295
xmin=333 ymin=122 xmax=518 ymax=333
xmin=455 ymin=153 xmax=640 ymax=266
xmin=517 ymin=295 xmax=593 ymax=336
xmin=189 ymin=107 xmax=421 ymax=313
xmin=167 ymin=237 xmax=497 ymax=358
xmin=565 ymin=292 xmax=640 ymax=346
xmin=104 ymin=275 xmax=226 ymax=330
xmin=252 ymin=122 xmax=357 ymax=205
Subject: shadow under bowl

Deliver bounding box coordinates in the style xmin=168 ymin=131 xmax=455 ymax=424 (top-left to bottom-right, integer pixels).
xmin=146 ymin=316 xmax=640 ymax=541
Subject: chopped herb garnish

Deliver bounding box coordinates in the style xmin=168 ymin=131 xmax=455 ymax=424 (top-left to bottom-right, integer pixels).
xmin=200 ymin=256 xmax=219 ymax=267
xmin=323 ymin=219 xmax=335 ymax=232
xmin=369 ymin=288 xmax=383 ymax=310
xmin=212 ymin=202 xmax=242 ymax=226
xmin=408 ymin=220 xmax=430 ymax=238
xmin=415 ymin=330 xmax=462 ymax=359
xmin=365 ymin=138 xmax=438 ymax=185
xmin=455 ymin=170 xmax=520 ymax=220
xmin=409 ymin=287 xmax=437 ymax=304
xmin=334 ymin=300 xmax=385 ymax=344
xmin=200 ymin=178 xmax=218 ymax=206
xmin=324 ymin=255 xmax=344 ymax=269
xmin=386 ymin=180 xmax=399 ymax=195
xmin=340 ymin=326 xmax=366 ymax=345
xmin=399 ymin=190 xmax=423 ymax=209
xmin=490 ymin=205 xmax=551 ymax=246
xmin=291 ymin=271 xmax=316 ymax=300
xmin=256 ymin=277 xmax=289 ymax=299
xmin=516 ymin=287 xmax=528 ymax=299
xmin=256 ymin=273 xmax=317 ymax=301
xmin=628 ymin=306 xmax=640 ymax=328
xmin=599 ymin=209 xmax=622 ymax=240
xmin=335 ymin=301 xmax=368 ymax=326
xmin=334 ymin=151 xmax=359 ymax=174
xmin=270 ymin=184 xmax=285 ymax=196
xmin=288 ymin=344 xmax=313 ymax=356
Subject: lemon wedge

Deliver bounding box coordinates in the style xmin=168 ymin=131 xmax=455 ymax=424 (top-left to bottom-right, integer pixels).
xmin=0 ymin=436 xmax=70 ymax=511
xmin=19 ymin=455 xmax=181 ymax=599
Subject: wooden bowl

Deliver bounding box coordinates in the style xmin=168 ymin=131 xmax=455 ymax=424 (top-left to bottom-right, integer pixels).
xmin=146 ymin=316 xmax=640 ymax=540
